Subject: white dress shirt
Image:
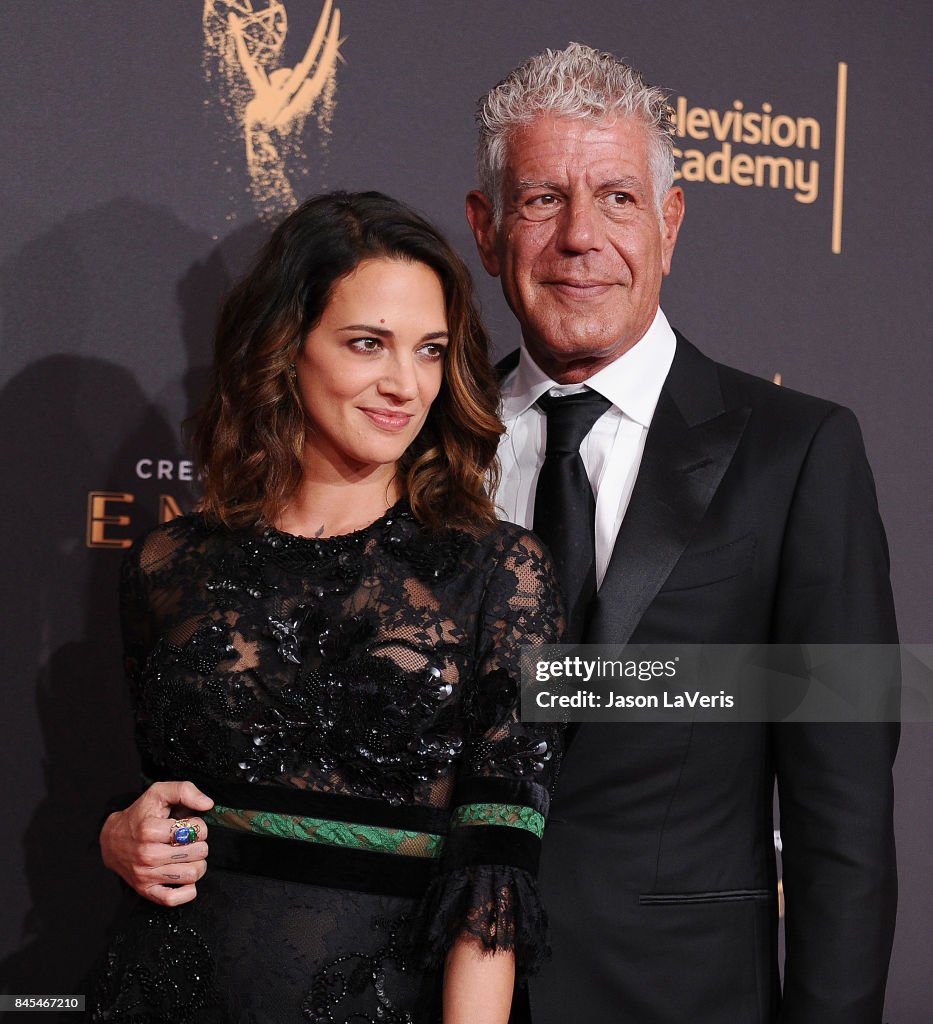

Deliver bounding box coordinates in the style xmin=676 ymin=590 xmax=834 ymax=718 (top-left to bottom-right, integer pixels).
xmin=496 ymin=308 xmax=676 ymax=587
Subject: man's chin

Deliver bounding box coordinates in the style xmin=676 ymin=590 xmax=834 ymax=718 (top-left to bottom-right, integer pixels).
xmin=525 ymin=338 xmax=638 ymax=383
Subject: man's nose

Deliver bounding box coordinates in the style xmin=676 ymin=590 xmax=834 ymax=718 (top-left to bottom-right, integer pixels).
xmin=555 ymin=196 xmax=605 ymax=253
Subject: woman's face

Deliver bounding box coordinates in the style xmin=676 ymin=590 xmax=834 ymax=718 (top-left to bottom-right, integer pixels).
xmin=295 ymin=257 xmax=448 ymax=481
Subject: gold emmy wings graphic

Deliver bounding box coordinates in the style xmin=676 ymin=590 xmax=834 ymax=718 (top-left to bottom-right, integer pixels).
xmin=203 ymin=0 xmax=342 ymax=219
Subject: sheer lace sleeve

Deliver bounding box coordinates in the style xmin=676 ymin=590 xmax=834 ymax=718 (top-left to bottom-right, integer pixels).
xmin=119 ymin=520 xmax=203 ymax=695
xmin=119 ymin=534 xmax=153 ymax=695
xmin=415 ymin=528 xmax=565 ymax=978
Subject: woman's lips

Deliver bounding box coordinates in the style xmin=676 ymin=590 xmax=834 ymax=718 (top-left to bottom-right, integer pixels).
xmin=359 ymin=408 xmax=415 ymax=431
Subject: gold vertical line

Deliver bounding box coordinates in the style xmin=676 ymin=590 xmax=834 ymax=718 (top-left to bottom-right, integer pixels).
xmin=832 ymin=62 xmax=848 ymax=254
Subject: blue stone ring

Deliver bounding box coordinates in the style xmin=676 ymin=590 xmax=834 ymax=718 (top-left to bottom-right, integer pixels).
xmin=169 ymin=819 xmax=200 ymax=846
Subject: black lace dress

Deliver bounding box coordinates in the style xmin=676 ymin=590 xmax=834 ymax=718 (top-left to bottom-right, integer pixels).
xmin=90 ymin=503 xmax=564 ymax=1024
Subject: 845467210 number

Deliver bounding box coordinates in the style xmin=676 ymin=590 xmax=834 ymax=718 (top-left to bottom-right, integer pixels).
xmin=0 ymin=995 xmax=85 ymax=1011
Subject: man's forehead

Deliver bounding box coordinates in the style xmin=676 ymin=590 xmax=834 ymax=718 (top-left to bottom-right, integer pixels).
xmin=504 ymin=113 xmax=652 ymax=185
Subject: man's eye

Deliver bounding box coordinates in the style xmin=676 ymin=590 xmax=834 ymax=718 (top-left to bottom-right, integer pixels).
xmin=607 ymin=192 xmax=633 ymax=206
xmin=521 ymin=193 xmax=562 ymax=221
xmin=528 ymin=194 xmax=558 ymax=207
xmin=349 ymin=337 xmax=381 ymax=353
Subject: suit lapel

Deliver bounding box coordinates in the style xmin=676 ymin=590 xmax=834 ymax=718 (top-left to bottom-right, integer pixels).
xmin=495 ymin=349 xmax=520 ymax=380
xmin=585 ymin=335 xmax=750 ymax=644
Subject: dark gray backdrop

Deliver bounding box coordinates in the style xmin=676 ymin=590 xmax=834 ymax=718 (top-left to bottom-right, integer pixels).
xmin=2 ymin=3 xmax=930 ymax=1019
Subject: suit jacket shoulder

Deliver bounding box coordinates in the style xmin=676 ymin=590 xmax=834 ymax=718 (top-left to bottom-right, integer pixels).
xmin=670 ymin=329 xmax=846 ymax=429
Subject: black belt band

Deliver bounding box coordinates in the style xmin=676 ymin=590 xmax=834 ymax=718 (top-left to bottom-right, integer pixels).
xmin=207 ymin=826 xmax=438 ymax=898
xmin=141 ymin=762 xmax=449 ymax=834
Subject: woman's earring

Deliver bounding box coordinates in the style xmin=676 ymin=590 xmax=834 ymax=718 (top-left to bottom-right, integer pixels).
xmin=288 ymin=363 xmax=297 ymax=382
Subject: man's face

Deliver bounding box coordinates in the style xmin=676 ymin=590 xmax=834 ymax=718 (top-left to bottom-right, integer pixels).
xmin=467 ymin=114 xmax=684 ymax=383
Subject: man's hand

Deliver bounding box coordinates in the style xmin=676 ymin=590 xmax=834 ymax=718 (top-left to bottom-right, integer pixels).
xmin=100 ymin=781 xmax=213 ymax=906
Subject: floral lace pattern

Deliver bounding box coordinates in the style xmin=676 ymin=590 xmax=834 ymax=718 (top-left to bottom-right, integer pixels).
xmin=410 ymin=865 xmax=551 ymax=980
xmin=205 ymin=804 xmax=444 ymax=858
xmin=96 ymin=504 xmax=564 ymax=1021
xmin=449 ymin=802 xmax=546 ymax=838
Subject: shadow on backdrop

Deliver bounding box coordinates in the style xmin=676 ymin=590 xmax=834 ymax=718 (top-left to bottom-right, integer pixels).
xmin=0 ymin=198 xmax=267 ymax=994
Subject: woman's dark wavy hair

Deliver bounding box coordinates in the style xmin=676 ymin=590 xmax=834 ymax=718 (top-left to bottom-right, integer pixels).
xmin=191 ymin=191 xmax=503 ymax=532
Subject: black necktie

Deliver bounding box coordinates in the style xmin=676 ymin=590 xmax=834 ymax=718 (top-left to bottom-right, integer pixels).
xmin=533 ymin=389 xmax=612 ymax=642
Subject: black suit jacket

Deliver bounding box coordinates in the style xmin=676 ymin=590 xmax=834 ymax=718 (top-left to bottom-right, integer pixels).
xmin=519 ymin=334 xmax=898 ymax=1023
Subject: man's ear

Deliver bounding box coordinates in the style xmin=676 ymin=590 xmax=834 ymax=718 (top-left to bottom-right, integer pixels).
xmin=466 ymin=190 xmax=501 ymax=277
xmin=660 ymin=186 xmax=685 ymax=277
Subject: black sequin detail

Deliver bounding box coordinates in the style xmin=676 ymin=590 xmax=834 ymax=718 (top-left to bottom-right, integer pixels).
xmin=96 ymin=504 xmax=564 ymax=1020
xmin=171 ymin=622 xmax=237 ymax=674
xmin=302 ymin=917 xmax=422 ymax=1024
xmin=89 ymin=908 xmax=225 ymax=1023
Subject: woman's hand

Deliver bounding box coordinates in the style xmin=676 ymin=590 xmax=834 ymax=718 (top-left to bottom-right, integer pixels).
xmin=100 ymin=781 xmax=213 ymax=906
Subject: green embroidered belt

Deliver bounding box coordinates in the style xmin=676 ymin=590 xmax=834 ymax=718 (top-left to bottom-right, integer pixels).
xmin=205 ymin=804 xmax=444 ymax=857
xmin=204 ymin=801 xmax=545 ymax=858
xmin=141 ymin=770 xmax=540 ymax=894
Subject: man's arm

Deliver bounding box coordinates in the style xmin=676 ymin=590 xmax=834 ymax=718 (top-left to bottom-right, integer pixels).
xmin=771 ymin=405 xmax=898 ymax=1023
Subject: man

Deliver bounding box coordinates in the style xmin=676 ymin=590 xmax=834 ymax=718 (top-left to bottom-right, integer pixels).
xmin=466 ymin=43 xmax=898 ymax=1023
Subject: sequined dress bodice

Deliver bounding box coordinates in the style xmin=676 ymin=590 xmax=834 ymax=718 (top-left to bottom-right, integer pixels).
xmin=92 ymin=504 xmax=564 ymax=1023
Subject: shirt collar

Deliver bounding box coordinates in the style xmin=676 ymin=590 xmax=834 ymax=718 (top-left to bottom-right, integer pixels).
xmin=500 ymin=307 xmax=676 ymax=427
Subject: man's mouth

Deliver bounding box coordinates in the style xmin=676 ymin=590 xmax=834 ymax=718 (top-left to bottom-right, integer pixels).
xmin=548 ymin=279 xmax=615 ymax=298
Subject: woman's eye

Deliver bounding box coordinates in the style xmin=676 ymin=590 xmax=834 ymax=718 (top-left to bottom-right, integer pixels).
xmin=418 ymin=343 xmax=447 ymax=361
xmin=349 ymin=337 xmax=381 ymax=353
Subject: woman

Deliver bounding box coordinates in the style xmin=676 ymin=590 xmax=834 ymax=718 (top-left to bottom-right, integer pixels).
xmin=93 ymin=192 xmax=563 ymax=1024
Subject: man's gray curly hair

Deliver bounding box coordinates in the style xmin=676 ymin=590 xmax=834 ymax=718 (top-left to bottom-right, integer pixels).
xmin=476 ymin=42 xmax=676 ymax=221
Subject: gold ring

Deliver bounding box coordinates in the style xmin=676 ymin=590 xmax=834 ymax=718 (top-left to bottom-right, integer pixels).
xmin=169 ymin=819 xmax=200 ymax=846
